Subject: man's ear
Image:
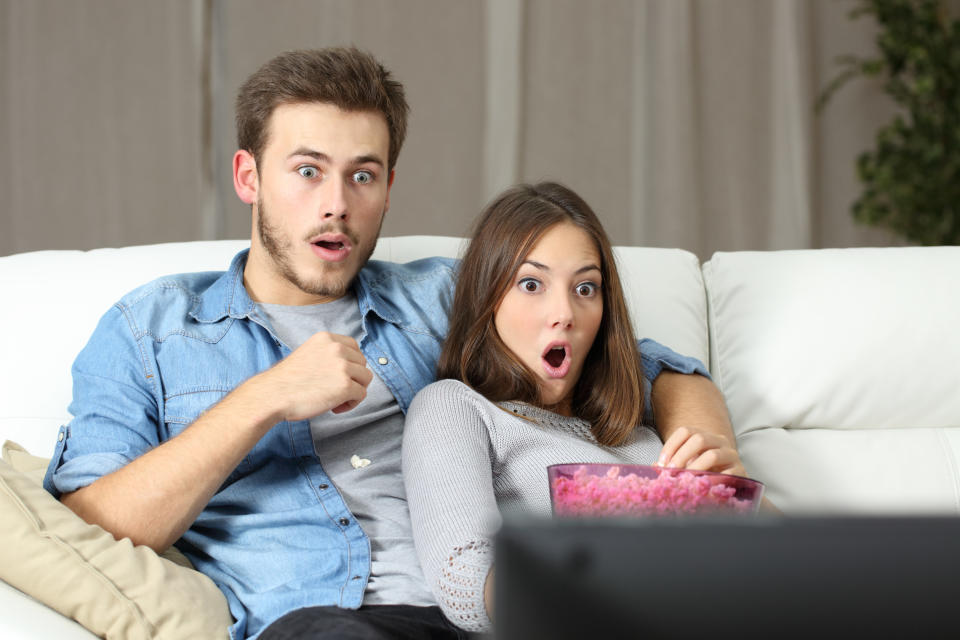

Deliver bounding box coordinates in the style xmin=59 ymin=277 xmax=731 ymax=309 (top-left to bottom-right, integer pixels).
xmin=384 ymin=169 xmax=396 ymax=213
xmin=233 ymin=150 xmax=258 ymax=204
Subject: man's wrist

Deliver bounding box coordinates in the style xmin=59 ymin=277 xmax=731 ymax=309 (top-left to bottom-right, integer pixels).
xmin=223 ymin=372 xmax=287 ymax=432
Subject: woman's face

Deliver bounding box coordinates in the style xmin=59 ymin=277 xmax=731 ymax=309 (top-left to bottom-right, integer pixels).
xmin=494 ymin=222 xmax=604 ymax=415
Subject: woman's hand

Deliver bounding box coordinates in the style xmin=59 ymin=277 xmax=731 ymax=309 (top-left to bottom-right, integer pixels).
xmin=656 ymin=425 xmax=746 ymax=476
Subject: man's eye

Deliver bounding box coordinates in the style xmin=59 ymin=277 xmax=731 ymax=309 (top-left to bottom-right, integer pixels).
xmin=298 ymin=166 xmax=319 ymax=179
xmin=519 ymin=278 xmax=542 ymax=293
xmin=353 ymin=171 xmax=373 ymax=184
xmin=576 ymin=282 xmax=599 ymax=297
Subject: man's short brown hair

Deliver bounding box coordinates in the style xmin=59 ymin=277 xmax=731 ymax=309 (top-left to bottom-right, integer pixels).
xmin=236 ymin=47 xmax=409 ymax=170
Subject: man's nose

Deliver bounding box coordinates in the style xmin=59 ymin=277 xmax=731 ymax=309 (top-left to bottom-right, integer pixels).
xmin=322 ymin=176 xmax=348 ymax=221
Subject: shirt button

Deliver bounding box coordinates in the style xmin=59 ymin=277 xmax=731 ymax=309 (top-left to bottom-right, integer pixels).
xmin=377 ymin=357 xmax=388 ymax=365
xmin=318 ymin=484 xmax=329 ymax=490
xmin=58 ymin=432 xmax=64 ymax=442
xmin=338 ymin=517 xmax=350 ymax=526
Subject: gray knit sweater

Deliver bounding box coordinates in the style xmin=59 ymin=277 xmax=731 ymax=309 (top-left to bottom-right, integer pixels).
xmin=401 ymin=379 xmax=663 ymax=632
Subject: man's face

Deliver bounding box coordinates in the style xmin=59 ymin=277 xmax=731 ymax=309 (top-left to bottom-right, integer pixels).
xmin=245 ymin=102 xmax=393 ymax=305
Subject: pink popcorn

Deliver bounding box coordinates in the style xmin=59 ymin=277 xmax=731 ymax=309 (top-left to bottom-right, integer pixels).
xmin=550 ymin=465 xmax=756 ymax=517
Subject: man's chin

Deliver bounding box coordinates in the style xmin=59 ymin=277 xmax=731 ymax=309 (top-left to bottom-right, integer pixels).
xmin=296 ymin=262 xmax=360 ymax=298
xmin=290 ymin=240 xmax=375 ymax=299
xmin=298 ymin=275 xmax=352 ymax=299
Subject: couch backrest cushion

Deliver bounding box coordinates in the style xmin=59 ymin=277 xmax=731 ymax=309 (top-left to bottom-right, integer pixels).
xmin=0 ymin=237 xmax=706 ymax=459
xmin=1 ymin=241 xmax=249 ymax=458
xmin=704 ymin=247 xmax=960 ymax=513
xmin=370 ymin=239 xmax=709 ymax=361
xmin=614 ymin=246 xmax=708 ymax=365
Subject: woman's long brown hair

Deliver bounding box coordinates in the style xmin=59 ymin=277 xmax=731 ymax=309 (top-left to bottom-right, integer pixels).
xmin=438 ymin=182 xmax=645 ymax=446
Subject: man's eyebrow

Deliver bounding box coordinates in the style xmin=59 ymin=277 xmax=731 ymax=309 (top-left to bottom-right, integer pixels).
xmin=288 ymin=148 xmax=329 ymax=162
xmin=353 ymin=154 xmax=385 ymax=168
xmin=287 ymin=148 xmax=385 ymax=167
xmin=522 ymin=260 xmax=602 ymax=275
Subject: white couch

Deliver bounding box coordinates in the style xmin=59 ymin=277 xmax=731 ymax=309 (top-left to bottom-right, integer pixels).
xmin=2 ymin=237 xmax=959 ymax=638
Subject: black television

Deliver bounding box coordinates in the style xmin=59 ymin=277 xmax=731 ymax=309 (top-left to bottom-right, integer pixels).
xmin=494 ymin=516 xmax=960 ymax=639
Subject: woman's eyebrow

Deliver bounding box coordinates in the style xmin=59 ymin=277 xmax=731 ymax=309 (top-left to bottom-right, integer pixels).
xmin=522 ymin=260 xmax=549 ymax=271
xmin=576 ymin=264 xmax=602 ymax=275
xmin=521 ymin=260 xmax=601 ymax=275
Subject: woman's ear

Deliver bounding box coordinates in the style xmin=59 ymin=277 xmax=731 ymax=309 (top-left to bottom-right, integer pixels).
xmin=233 ymin=149 xmax=258 ymax=204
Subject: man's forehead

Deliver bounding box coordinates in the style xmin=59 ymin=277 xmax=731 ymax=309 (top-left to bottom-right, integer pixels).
xmin=264 ymin=101 xmax=389 ymax=160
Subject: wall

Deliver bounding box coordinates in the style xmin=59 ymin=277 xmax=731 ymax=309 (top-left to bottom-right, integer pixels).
xmin=1 ymin=0 xmax=906 ymax=258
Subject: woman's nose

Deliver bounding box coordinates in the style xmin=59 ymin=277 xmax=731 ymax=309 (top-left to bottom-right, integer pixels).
xmin=548 ymin=291 xmax=574 ymax=329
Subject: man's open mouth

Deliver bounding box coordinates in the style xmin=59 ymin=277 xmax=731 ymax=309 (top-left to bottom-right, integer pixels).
xmin=313 ymin=240 xmax=346 ymax=251
xmin=308 ymin=233 xmax=353 ymax=263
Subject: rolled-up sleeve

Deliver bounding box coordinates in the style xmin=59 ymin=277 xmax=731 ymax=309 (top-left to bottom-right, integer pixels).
xmin=638 ymin=337 xmax=710 ymax=382
xmin=43 ymin=304 xmax=160 ymax=497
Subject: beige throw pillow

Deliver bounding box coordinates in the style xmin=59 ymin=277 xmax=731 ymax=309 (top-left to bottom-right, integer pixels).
xmin=2 ymin=440 xmax=48 ymax=484
xmin=0 ymin=441 xmax=232 ymax=639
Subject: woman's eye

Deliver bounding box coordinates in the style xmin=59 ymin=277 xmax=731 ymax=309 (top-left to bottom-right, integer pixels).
xmin=576 ymin=282 xmax=599 ymax=297
xmin=298 ymin=166 xmax=319 ymax=179
xmin=353 ymin=170 xmax=373 ymax=184
xmin=519 ymin=278 xmax=542 ymax=293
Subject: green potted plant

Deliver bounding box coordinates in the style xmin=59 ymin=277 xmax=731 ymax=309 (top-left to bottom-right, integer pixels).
xmin=818 ymin=0 xmax=960 ymax=245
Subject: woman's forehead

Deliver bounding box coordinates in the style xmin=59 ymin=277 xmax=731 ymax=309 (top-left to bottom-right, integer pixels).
xmin=523 ymin=222 xmax=601 ymax=267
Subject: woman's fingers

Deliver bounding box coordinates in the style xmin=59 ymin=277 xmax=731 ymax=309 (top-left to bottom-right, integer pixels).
xmin=661 ymin=428 xmax=718 ymax=468
xmin=658 ymin=426 xmax=744 ymax=475
xmin=657 ymin=426 xmax=692 ymax=467
xmin=685 ymin=448 xmax=745 ymax=476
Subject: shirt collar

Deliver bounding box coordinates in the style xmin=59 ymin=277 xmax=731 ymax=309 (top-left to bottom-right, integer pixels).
xmin=189 ymin=249 xmax=258 ymax=323
xmin=189 ymin=250 xmax=397 ymax=325
xmin=353 ymin=263 xmax=402 ymax=326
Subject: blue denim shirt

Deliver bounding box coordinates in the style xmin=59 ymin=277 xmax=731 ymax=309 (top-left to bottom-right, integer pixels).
xmin=43 ymin=249 xmax=706 ymax=638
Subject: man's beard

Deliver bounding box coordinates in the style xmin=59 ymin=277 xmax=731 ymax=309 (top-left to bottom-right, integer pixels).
xmin=256 ymin=197 xmax=382 ymax=300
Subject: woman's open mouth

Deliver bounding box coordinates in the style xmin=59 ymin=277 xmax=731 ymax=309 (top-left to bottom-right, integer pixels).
xmin=541 ymin=342 xmax=571 ymax=378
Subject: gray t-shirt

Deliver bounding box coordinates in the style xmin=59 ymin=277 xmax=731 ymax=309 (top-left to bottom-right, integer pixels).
xmin=259 ymin=294 xmax=434 ymax=607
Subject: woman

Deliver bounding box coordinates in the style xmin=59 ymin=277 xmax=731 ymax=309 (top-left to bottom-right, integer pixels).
xmin=402 ymin=182 xmax=747 ymax=633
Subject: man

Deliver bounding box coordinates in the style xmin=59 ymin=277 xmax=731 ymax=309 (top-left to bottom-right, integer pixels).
xmin=43 ymin=48 xmax=740 ymax=639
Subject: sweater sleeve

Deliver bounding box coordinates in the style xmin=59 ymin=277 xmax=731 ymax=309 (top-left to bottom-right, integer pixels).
xmin=402 ymin=380 xmax=500 ymax=632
